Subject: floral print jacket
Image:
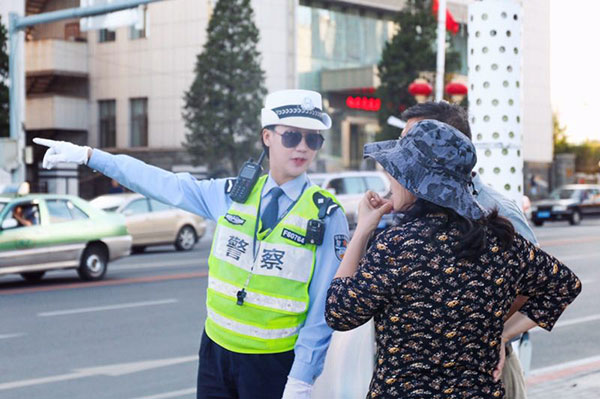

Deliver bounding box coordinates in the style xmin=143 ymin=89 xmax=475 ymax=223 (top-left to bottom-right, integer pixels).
xmin=326 ymin=213 xmax=581 ymax=399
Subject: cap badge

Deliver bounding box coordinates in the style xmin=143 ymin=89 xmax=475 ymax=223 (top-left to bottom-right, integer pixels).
xmin=301 ymin=97 xmax=315 ymax=111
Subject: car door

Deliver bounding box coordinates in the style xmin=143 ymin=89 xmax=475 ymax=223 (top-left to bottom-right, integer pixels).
xmin=42 ymin=199 xmax=90 ymax=265
xmin=148 ymin=199 xmax=177 ymax=244
xmin=0 ymin=200 xmax=46 ymax=269
xmin=578 ymin=189 xmax=596 ymax=216
xmin=122 ymin=198 xmax=152 ymax=245
xmin=587 ymin=188 xmax=600 ymax=215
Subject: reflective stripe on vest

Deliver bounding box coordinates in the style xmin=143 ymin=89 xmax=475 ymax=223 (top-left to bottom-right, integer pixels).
xmin=207 ymin=308 xmax=300 ymax=340
xmin=209 ymin=276 xmax=307 ymax=313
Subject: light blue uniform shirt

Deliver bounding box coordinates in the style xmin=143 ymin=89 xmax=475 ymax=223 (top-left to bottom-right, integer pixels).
xmin=88 ymin=149 xmax=349 ymax=384
xmin=472 ymin=172 xmax=538 ymax=245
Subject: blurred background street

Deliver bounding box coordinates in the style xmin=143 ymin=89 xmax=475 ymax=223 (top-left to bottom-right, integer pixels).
xmin=1 ymin=0 xmax=599 ymax=398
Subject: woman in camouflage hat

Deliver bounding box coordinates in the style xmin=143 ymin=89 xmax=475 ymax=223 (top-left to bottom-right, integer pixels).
xmin=325 ymin=120 xmax=581 ymax=398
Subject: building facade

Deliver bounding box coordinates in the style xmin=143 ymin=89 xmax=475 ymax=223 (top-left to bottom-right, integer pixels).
xmin=15 ymin=0 xmax=551 ymax=198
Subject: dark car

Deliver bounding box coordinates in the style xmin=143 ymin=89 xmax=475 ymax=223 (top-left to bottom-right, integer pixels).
xmin=531 ymin=184 xmax=600 ymax=226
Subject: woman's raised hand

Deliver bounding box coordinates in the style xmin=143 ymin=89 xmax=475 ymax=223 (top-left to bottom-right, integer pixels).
xmin=356 ymin=190 xmax=393 ymax=235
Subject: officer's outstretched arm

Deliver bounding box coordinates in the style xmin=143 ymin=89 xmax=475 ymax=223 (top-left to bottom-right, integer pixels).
xmin=33 ymin=138 xmax=229 ymax=220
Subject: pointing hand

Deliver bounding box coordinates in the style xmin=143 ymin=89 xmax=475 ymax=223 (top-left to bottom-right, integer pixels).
xmin=33 ymin=138 xmax=91 ymax=169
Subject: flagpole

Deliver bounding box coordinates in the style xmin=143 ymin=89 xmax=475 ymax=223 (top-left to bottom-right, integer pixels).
xmin=435 ymin=0 xmax=447 ymax=102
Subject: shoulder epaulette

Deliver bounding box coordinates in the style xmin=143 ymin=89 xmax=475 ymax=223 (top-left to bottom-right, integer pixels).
xmin=312 ymin=191 xmax=339 ymax=219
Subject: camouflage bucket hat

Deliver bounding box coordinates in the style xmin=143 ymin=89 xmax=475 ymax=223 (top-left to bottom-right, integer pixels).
xmin=363 ymin=119 xmax=487 ymax=220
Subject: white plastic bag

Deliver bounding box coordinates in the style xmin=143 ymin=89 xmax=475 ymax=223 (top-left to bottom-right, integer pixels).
xmin=312 ymin=320 xmax=376 ymax=399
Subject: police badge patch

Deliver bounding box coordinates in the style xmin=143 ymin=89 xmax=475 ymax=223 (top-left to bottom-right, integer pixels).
xmin=334 ymin=234 xmax=348 ymax=261
xmin=224 ymin=213 xmax=246 ymax=226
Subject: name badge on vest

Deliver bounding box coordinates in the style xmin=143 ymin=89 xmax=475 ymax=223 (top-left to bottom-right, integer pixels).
xmin=281 ymin=228 xmax=306 ymax=245
xmin=225 ymin=213 xmax=246 ymax=226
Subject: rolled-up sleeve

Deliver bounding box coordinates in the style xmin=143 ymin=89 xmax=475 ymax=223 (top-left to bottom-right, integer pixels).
xmin=515 ymin=235 xmax=582 ymax=331
xmin=326 ymin=228 xmax=414 ymax=332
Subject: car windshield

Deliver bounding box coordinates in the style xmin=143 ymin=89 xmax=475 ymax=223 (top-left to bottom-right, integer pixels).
xmin=310 ymin=177 xmax=325 ymax=187
xmin=0 ymin=201 xmax=6 ymax=213
xmin=549 ymin=189 xmax=579 ymax=200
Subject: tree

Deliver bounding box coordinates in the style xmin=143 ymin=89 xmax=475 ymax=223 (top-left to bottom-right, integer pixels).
xmin=376 ymin=0 xmax=460 ymax=141
xmin=0 ymin=15 xmax=9 ymax=138
xmin=553 ymin=112 xmax=570 ymax=154
xmin=553 ymin=113 xmax=600 ymax=173
xmin=182 ymin=0 xmax=266 ymax=173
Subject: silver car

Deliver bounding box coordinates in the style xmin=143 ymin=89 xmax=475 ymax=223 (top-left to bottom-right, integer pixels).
xmin=309 ymin=171 xmax=391 ymax=229
xmin=90 ymin=193 xmax=207 ymax=253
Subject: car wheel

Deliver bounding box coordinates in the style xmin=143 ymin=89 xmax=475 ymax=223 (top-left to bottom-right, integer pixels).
xmin=20 ymin=271 xmax=46 ymax=282
xmin=175 ymin=225 xmax=197 ymax=251
xmin=569 ymin=210 xmax=582 ymax=226
xmin=132 ymin=246 xmax=146 ymax=254
xmin=78 ymin=245 xmax=108 ymax=281
xmin=532 ymin=219 xmax=544 ymax=227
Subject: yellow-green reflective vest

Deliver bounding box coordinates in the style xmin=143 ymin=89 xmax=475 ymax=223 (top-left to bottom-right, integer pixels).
xmin=206 ymin=175 xmax=341 ymax=354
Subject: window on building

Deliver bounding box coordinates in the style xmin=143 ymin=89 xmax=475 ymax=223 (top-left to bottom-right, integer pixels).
xmin=99 ymin=29 xmax=116 ymax=43
xmin=130 ymin=98 xmax=148 ymax=147
xmin=129 ymin=7 xmax=148 ymax=40
xmin=99 ymin=100 xmax=116 ymax=148
xmin=64 ymin=22 xmax=83 ymax=41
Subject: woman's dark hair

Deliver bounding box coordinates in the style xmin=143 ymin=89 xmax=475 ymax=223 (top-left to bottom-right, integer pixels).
xmin=261 ymin=125 xmax=276 ymax=157
xmin=401 ymin=102 xmax=471 ymax=140
xmin=401 ymin=198 xmax=515 ymax=260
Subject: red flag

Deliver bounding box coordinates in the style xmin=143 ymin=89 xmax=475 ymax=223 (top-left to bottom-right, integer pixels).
xmin=432 ymin=0 xmax=460 ymax=35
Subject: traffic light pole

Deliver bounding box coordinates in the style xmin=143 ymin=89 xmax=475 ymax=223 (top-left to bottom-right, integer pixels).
xmin=5 ymin=0 xmax=164 ymax=184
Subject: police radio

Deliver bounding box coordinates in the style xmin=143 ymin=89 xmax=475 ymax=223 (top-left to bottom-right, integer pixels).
xmin=229 ymin=150 xmax=267 ymax=203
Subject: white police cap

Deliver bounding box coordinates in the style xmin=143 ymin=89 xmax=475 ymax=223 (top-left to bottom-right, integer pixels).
xmin=261 ymin=89 xmax=332 ymax=130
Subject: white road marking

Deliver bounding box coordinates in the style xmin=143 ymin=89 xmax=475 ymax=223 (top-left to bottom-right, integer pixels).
xmin=38 ymin=299 xmax=178 ymax=317
xmin=0 ymin=333 xmax=25 ymax=340
xmin=111 ymin=260 xmax=207 ymax=271
xmin=530 ymin=313 xmax=600 ymax=333
xmin=529 ymin=354 xmax=600 ymax=375
xmin=0 ymin=355 xmax=197 ymax=391
xmin=129 ymin=388 xmax=196 ymax=399
xmin=559 ymin=252 xmax=600 ymax=262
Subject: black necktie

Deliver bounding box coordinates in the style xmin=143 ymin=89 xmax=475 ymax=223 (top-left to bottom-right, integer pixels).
xmin=261 ymin=187 xmax=284 ymax=232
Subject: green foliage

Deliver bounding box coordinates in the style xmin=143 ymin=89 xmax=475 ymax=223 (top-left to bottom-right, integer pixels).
xmin=553 ymin=112 xmax=570 ymax=154
xmin=0 ymin=15 xmax=9 ymax=137
xmin=553 ymin=113 xmax=600 ymax=173
xmin=182 ymin=0 xmax=266 ymax=173
xmin=571 ymin=140 xmax=600 ymax=173
xmin=376 ymin=0 xmax=461 ymax=141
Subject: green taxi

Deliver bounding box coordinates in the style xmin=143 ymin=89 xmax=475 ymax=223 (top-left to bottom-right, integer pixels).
xmin=0 ymin=194 xmax=131 ymax=282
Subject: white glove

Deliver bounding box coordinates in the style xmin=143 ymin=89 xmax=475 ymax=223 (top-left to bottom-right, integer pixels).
xmin=33 ymin=138 xmax=91 ymax=169
xmin=281 ymin=376 xmax=313 ymax=399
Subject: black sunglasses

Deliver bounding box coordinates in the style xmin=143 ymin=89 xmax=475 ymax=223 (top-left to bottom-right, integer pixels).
xmin=270 ymin=129 xmax=324 ymax=151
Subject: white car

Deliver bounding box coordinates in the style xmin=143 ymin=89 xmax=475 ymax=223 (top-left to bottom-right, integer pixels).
xmin=309 ymin=171 xmax=390 ymax=229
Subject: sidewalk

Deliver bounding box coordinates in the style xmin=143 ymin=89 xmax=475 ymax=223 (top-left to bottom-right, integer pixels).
xmin=527 ymin=356 xmax=600 ymax=399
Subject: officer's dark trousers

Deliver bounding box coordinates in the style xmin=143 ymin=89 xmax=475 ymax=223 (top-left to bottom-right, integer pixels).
xmin=197 ymin=330 xmax=295 ymax=399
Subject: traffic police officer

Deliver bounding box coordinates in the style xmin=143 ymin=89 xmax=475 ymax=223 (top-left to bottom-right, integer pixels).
xmin=35 ymin=89 xmax=350 ymax=399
